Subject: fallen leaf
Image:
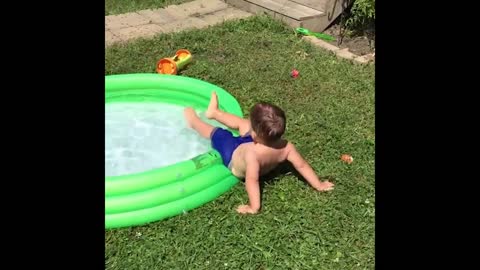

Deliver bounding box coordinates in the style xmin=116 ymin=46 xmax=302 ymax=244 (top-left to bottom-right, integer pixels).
xmin=341 ymin=154 xmax=353 ymax=164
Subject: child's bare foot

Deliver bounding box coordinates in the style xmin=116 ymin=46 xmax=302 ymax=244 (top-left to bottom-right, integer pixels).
xmin=183 ymin=107 xmax=198 ymax=128
xmin=205 ymin=91 xmax=219 ymax=119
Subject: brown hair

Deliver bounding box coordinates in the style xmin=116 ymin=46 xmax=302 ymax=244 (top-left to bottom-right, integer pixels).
xmin=249 ymin=102 xmax=286 ymax=143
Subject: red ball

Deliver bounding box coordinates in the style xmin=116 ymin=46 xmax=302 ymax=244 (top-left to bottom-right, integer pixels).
xmin=291 ymin=69 xmax=299 ymax=78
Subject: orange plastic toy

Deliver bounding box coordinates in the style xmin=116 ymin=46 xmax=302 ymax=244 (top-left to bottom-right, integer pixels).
xmin=156 ymin=49 xmax=193 ymax=75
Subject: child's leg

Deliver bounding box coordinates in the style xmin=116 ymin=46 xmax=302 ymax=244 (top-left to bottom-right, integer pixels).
xmin=206 ymin=92 xmax=251 ymax=136
xmin=184 ymin=107 xmax=215 ymax=138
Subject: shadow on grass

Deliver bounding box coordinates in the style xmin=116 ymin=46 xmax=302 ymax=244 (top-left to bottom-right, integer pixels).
xmin=237 ymin=161 xmax=336 ymax=204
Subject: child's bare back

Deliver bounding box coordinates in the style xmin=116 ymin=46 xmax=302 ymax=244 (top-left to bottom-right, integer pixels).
xmin=230 ymin=137 xmax=289 ymax=178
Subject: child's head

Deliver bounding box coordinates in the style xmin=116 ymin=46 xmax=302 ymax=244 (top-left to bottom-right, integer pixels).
xmin=249 ymin=102 xmax=286 ymax=144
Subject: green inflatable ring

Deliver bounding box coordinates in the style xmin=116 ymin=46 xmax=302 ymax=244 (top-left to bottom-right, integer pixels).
xmin=105 ymin=73 xmax=242 ymax=229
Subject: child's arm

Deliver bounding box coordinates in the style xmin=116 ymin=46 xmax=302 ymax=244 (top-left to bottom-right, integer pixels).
xmin=237 ymin=150 xmax=261 ymax=214
xmin=286 ymin=142 xmax=334 ymax=191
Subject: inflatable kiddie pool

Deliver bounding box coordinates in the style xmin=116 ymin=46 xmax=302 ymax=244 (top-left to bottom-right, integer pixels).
xmin=105 ymin=74 xmax=242 ymax=229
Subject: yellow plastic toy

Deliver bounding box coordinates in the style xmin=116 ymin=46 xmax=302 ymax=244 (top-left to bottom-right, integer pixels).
xmin=156 ymin=49 xmax=193 ymax=75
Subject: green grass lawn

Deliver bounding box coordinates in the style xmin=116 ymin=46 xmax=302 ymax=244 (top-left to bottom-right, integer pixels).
xmin=105 ymin=16 xmax=375 ymax=270
xmin=106 ymin=0 xmax=192 ymax=15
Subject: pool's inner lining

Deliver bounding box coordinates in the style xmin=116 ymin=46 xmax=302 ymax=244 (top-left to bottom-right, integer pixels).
xmin=105 ymin=102 xmax=226 ymax=177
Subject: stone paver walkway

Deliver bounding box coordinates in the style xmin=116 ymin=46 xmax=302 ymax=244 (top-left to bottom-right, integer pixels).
xmin=105 ymin=0 xmax=252 ymax=47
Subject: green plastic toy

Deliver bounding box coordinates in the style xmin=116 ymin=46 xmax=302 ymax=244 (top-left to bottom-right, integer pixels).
xmin=296 ymin=27 xmax=336 ymax=41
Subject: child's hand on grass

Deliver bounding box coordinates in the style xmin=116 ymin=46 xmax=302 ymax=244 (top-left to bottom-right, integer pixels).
xmin=236 ymin=204 xmax=258 ymax=214
xmin=315 ymin=181 xmax=334 ymax=191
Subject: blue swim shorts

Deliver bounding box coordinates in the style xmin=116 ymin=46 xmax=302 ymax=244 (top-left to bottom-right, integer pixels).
xmin=210 ymin=127 xmax=253 ymax=168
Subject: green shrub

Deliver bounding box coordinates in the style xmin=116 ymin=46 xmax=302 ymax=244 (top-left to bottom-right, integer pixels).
xmin=343 ymin=0 xmax=375 ymax=36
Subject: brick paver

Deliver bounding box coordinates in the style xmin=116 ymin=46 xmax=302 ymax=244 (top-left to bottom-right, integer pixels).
xmin=105 ymin=0 xmax=253 ymax=46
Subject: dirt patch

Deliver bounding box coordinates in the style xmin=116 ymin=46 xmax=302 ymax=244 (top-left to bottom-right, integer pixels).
xmin=322 ymin=23 xmax=374 ymax=56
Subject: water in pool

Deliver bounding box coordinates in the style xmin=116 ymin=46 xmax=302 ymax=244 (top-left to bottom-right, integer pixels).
xmin=105 ymin=102 xmax=227 ymax=177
